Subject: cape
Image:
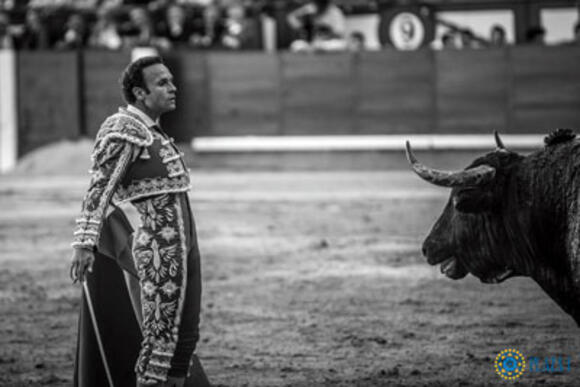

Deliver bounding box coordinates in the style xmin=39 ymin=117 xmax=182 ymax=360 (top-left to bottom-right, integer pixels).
xmin=73 ymin=205 xmax=211 ymax=387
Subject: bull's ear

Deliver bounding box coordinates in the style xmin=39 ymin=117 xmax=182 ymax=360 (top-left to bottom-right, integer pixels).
xmin=453 ymin=188 xmax=491 ymax=213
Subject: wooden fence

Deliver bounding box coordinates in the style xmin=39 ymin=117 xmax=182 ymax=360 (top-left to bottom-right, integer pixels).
xmin=15 ymin=46 xmax=580 ymax=155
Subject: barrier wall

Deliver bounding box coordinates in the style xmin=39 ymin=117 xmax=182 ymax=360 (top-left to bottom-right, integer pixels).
xmin=162 ymin=51 xmax=211 ymax=141
xmin=14 ymin=46 xmax=580 ymax=155
xmin=83 ymin=51 xmax=131 ymax=137
xmin=17 ymin=51 xmax=81 ymax=155
xmin=357 ymin=50 xmax=434 ymax=135
xmin=511 ymin=46 xmax=580 ymax=131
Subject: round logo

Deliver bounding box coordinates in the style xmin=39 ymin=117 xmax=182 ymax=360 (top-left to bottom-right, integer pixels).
xmin=388 ymin=12 xmax=425 ymax=50
xmin=495 ymin=349 xmax=526 ymax=381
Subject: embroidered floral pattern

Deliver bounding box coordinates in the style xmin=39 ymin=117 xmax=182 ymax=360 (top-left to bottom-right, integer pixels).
xmin=71 ymin=142 xmax=134 ymax=249
xmin=167 ymin=161 xmax=185 ymax=178
xmin=155 ymin=131 xmax=188 ymax=179
xmin=159 ymin=226 xmax=177 ymax=242
xmin=72 ymin=107 xmax=154 ymax=250
xmin=116 ymin=175 xmax=191 ymax=203
xmin=91 ymin=109 xmax=153 ymax=165
xmin=132 ymin=193 xmax=188 ymax=384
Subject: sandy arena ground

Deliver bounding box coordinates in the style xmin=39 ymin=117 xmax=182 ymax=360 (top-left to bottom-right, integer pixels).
xmin=0 ymin=171 xmax=579 ymax=386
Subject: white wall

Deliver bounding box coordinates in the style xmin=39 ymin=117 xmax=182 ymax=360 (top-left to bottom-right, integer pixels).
xmin=345 ymin=14 xmax=381 ymax=50
xmin=541 ymin=8 xmax=578 ymax=44
xmin=0 ymin=50 xmax=17 ymax=174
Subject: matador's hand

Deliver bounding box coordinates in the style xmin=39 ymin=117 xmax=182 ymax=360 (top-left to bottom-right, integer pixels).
xmin=70 ymin=247 xmax=95 ymax=283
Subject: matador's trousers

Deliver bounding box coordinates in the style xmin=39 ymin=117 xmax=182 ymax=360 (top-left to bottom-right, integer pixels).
xmin=132 ymin=192 xmax=201 ymax=384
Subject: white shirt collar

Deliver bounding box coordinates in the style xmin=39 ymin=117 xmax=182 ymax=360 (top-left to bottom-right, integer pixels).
xmin=127 ymin=104 xmax=159 ymax=128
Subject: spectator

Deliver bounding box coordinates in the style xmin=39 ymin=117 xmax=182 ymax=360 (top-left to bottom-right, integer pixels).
xmin=525 ymin=25 xmax=545 ymax=45
xmin=156 ymin=3 xmax=196 ymax=48
xmin=0 ymin=1 xmax=15 ymax=11
xmin=441 ymin=31 xmax=458 ymax=49
xmin=0 ymin=10 xmax=15 ymax=48
xmin=55 ymin=12 xmax=89 ymax=49
xmin=99 ymin=0 xmax=123 ymax=9
xmin=347 ymin=30 xmax=365 ymax=51
xmin=16 ymin=8 xmax=49 ymax=49
xmin=287 ymin=0 xmax=347 ymax=52
xmin=220 ymin=2 xmax=258 ymax=50
xmin=147 ymin=0 xmax=171 ymax=26
xmin=489 ymin=24 xmax=507 ymax=47
xmin=119 ymin=6 xmax=158 ymax=48
xmin=195 ymin=1 xmax=223 ymax=48
xmin=89 ymin=4 xmax=123 ymax=50
xmin=459 ymin=29 xmax=481 ymax=49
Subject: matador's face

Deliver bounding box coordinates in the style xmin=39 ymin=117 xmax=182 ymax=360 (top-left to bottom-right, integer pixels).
xmin=141 ymin=63 xmax=177 ymax=116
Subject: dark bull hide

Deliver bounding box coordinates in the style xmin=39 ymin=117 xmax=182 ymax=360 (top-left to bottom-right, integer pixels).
xmin=407 ymin=129 xmax=580 ymax=326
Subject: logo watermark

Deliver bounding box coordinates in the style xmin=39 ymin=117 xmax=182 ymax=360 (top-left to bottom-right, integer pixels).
xmin=528 ymin=356 xmax=572 ymax=373
xmin=495 ymin=349 xmax=526 ymax=381
xmin=494 ymin=349 xmax=573 ymax=381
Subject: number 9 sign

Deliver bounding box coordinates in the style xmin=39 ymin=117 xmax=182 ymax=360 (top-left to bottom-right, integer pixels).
xmin=379 ymin=6 xmax=435 ymax=50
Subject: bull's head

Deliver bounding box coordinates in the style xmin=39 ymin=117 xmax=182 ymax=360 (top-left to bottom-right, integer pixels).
xmin=407 ymin=132 xmax=526 ymax=284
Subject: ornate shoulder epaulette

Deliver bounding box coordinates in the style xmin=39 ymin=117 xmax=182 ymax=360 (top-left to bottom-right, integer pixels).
xmin=92 ymin=108 xmax=154 ymax=163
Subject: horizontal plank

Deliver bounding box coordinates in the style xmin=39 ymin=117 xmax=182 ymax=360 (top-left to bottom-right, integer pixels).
xmin=212 ymin=115 xmax=279 ymax=136
xmin=356 ymin=113 xmax=433 ymax=134
xmin=512 ymin=107 xmax=580 ymax=133
xmin=208 ymin=53 xmax=279 ymax=82
xmin=282 ymin=107 xmax=353 ymax=134
xmin=511 ymin=46 xmax=580 ymax=107
xmin=358 ymin=51 xmax=434 ymax=120
xmin=282 ymin=82 xmax=353 ymax=109
xmin=208 ymin=52 xmax=279 ymax=133
xmin=191 ymin=134 xmax=544 ymax=152
xmin=281 ymin=53 xmax=352 ymax=79
xmin=436 ymin=49 xmax=508 ymax=133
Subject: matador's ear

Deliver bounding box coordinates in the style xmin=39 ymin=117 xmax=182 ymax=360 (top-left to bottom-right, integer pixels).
xmin=132 ymin=87 xmax=146 ymax=101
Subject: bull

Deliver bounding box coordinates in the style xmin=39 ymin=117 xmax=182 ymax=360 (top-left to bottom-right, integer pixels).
xmin=406 ymin=129 xmax=580 ymax=325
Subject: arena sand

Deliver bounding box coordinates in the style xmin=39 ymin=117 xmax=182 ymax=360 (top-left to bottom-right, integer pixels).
xmin=0 ymin=145 xmax=579 ymax=386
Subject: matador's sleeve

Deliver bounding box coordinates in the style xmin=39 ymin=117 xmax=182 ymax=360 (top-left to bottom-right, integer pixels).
xmin=71 ymin=140 xmax=135 ymax=250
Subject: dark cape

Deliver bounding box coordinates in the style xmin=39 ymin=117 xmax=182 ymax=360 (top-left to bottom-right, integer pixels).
xmin=73 ymin=205 xmax=210 ymax=387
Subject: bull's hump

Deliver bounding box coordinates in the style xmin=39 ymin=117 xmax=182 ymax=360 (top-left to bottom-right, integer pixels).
xmin=544 ymin=129 xmax=577 ymax=147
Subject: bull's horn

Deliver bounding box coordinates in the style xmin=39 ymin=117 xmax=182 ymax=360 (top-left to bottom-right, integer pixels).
xmin=494 ymin=130 xmax=506 ymax=150
xmin=405 ymin=141 xmax=496 ymax=187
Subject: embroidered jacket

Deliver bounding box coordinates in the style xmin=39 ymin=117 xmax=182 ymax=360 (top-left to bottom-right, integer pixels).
xmin=72 ymin=107 xmax=191 ymax=249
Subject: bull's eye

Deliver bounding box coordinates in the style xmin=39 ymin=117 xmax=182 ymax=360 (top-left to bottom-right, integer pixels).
xmin=453 ymin=188 xmax=489 ymax=213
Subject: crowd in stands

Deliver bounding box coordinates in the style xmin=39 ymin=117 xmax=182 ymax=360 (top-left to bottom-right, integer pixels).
xmin=0 ymin=0 xmax=579 ymax=51
xmin=438 ymin=22 xmax=580 ymax=49
xmin=0 ymin=0 xmax=262 ymax=50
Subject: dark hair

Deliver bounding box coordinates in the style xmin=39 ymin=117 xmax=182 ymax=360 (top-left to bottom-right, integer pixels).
xmin=525 ymin=26 xmax=545 ymax=42
xmin=351 ymin=31 xmax=365 ymax=42
xmin=314 ymin=0 xmax=331 ymax=14
xmin=491 ymin=24 xmax=505 ymax=36
xmin=120 ymin=55 xmax=164 ymax=104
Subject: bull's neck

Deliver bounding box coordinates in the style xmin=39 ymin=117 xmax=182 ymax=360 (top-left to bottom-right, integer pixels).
xmin=510 ymin=144 xmax=578 ymax=285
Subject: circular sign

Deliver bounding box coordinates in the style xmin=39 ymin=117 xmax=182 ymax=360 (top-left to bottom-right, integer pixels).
xmin=389 ymin=12 xmax=425 ymax=50
xmin=378 ymin=7 xmax=434 ymax=50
